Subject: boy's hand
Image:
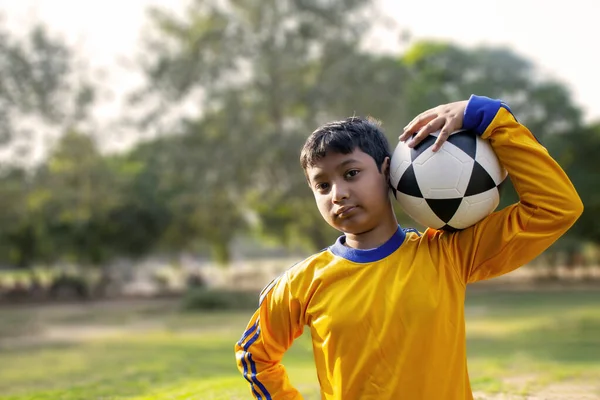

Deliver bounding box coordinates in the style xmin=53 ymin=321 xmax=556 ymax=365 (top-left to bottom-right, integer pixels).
xmin=399 ymin=100 xmax=468 ymax=152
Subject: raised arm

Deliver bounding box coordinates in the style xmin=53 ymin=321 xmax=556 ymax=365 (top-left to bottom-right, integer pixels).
xmin=401 ymin=95 xmax=584 ymax=284
xmin=234 ymin=272 xmax=305 ymax=399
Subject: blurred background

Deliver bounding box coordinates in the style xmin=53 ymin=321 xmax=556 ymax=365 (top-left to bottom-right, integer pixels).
xmin=0 ymin=0 xmax=598 ymax=399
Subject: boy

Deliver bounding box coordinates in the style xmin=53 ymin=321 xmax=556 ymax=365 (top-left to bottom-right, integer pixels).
xmin=234 ymin=95 xmax=583 ymax=399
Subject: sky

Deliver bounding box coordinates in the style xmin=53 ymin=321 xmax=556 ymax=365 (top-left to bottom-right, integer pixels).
xmin=382 ymin=0 xmax=600 ymax=122
xmin=0 ymin=0 xmax=598 ymax=128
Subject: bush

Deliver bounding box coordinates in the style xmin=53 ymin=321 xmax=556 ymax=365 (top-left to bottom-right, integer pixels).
xmin=181 ymin=288 xmax=259 ymax=311
xmin=48 ymin=273 xmax=90 ymax=300
xmin=185 ymin=272 xmax=206 ymax=289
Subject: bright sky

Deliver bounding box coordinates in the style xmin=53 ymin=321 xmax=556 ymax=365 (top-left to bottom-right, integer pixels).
xmin=0 ymin=0 xmax=598 ymax=127
xmin=382 ymin=0 xmax=600 ymax=122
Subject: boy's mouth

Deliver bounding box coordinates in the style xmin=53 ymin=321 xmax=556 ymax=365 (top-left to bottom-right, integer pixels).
xmin=335 ymin=206 xmax=357 ymax=218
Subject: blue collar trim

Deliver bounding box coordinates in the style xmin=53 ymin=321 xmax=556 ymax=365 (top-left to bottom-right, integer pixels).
xmin=329 ymin=226 xmax=406 ymax=263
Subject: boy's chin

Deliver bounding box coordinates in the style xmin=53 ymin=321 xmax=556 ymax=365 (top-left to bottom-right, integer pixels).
xmin=331 ymin=221 xmax=372 ymax=236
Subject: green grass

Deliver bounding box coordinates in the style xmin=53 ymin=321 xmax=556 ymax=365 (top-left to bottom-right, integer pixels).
xmin=464 ymin=289 xmax=600 ymax=396
xmin=0 ymin=289 xmax=599 ymax=399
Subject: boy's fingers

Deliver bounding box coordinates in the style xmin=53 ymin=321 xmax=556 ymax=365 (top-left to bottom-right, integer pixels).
xmin=431 ymin=128 xmax=451 ymax=152
xmin=401 ymin=101 xmax=467 ymax=144
xmin=407 ymin=116 xmax=444 ymax=148
xmin=398 ymin=130 xmax=412 ymax=142
xmin=431 ymin=117 xmax=462 ymax=152
xmin=401 ymin=110 xmax=437 ymax=140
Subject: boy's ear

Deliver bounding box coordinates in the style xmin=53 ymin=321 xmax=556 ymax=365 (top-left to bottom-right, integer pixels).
xmin=382 ymin=157 xmax=391 ymax=178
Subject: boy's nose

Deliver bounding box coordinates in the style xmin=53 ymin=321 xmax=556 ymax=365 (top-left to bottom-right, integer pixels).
xmin=331 ymin=183 xmax=349 ymax=203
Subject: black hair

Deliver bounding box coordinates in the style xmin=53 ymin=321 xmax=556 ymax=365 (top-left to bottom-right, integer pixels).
xmin=300 ymin=116 xmax=391 ymax=173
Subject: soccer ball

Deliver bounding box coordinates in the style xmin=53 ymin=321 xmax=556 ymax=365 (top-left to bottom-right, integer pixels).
xmin=390 ymin=129 xmax=507 ymax=231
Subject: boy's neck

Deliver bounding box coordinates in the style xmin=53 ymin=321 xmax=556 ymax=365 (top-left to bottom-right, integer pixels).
xmin=343 ymin=216 xmax=399 ymax=250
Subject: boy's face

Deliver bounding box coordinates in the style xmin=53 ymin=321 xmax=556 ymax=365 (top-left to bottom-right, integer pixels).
xmin=306 ymin=148 xmax=391 ymax=235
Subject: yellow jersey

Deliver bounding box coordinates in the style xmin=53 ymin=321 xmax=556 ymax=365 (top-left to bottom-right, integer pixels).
xmin=234 ymin=95 xmax=583 ymax=399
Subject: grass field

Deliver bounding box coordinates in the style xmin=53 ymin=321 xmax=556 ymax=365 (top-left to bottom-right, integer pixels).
xmin=0 ymin=288 xmax=599 ymax=399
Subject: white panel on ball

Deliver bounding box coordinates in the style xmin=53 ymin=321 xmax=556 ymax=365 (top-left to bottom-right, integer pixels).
xmin=394 ymin=192 xmax=445 ymax=229
xmin=390 ymin=142 xmax=412 ymax=189
xmin=446 ymin=188 xmax=500 ymax=229
xmin=412 ymin=143 xmax=475 ymax=199
xmin=474 ymin=139 xmax=507 ymax=185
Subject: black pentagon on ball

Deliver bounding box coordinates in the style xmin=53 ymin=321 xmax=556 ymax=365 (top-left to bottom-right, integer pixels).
xmin=396 ymin=164 xmax=423 ymax=197
xmin=464 ymin=161 xmax=497 ymax=196
xmin=446 ymin=129 xmax=477 ymax=159
xmin=410 ymin=134 xmax=437 ymax=162
xmin=425 ymin=198 xmax=463 ymax=224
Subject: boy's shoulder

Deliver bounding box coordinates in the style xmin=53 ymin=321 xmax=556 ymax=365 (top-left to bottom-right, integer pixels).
xmin=284 ymin=247 xmax=336 ymax=281
xmin=258 ymin=247 xmax=334 ymax=302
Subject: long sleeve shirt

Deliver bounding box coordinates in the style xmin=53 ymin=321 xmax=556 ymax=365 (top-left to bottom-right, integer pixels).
xmin=234 ymin=95 xmax=583 ymax=399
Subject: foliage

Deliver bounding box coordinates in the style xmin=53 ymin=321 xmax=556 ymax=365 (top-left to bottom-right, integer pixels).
xmin=548 ymin=123 xmax=600 ymax=246
xmin=0 ymin=1 xmax=596 ymax=269
xmin=0 ymin=24 xmax=95 ymax=163
xmin=181 ymin=288 xmax=259 ymax=310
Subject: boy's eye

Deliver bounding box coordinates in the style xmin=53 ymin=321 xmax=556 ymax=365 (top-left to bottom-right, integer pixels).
xmin=315 ymin=182 xmax=329 ymax=191
xmin=345 ymin=170 xmax=360 ymax=179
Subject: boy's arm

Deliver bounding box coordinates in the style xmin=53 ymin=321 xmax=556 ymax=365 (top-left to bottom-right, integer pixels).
xmin=234 ymin=272 xmax=305 ymax=399
xmin=431 ymin=95 xmax=583 ymax=283
xmin=401 ymin=95 xmax=584 ymax=284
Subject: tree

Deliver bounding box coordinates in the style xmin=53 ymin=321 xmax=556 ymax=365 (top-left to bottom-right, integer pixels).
xmin=549 ymin=123 xmax=600 ymax=247
xmin=0 ymin=167 xmax=38 ymax=267
xmin=131 ymin=3 xmax=592 ymax=260
xmin=401 ymin=40 xmax=583 ymax=139
xmin=0 ymin=24 xmax=95 ymax=167
xmin=31 ymin=132 xmax=121 ymax=266
xmin=130 ymin=0 xmax=394 ymax=256
xmin=0 ymin=22 xmax=102 ymax=269
xmin=124 ymin=120 xmax=249 ymax=265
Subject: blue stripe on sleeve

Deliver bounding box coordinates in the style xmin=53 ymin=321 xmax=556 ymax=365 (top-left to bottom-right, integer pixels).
xmin=237 ymin=320 xmax=259 ymax=346
xmin=259 ymin=277 xmax=280 ymax=306
xmin=248 ymin=352 xmax=272 ymax=400
xmin=240 ymin=327 xmax=272 ymax=399
xmin=463 ymin=95 xmax=514 ymax=136
xmin=243 ymin=327 xmax=260 ymax=350
xmin=241 ymin=354 xmax=263 ymax=399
